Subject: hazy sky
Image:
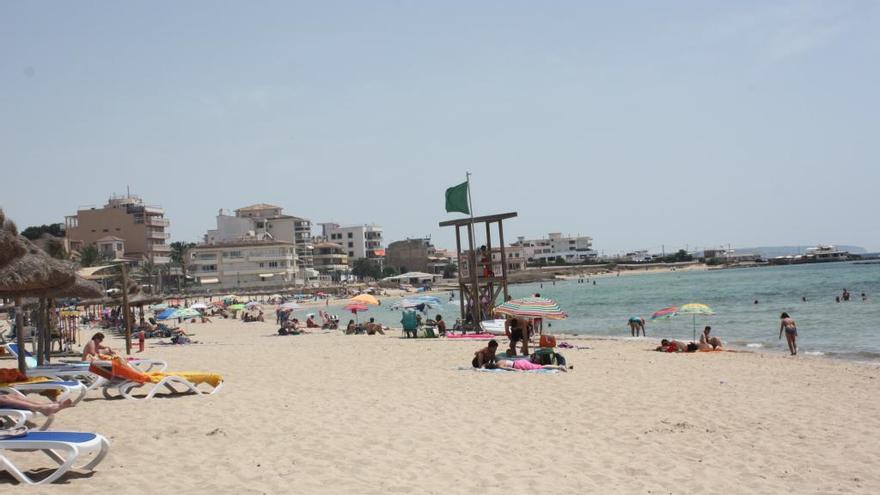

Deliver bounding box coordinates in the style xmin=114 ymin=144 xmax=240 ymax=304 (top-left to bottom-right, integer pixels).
xmin=2 ymin=1 xmax=878 ymax=254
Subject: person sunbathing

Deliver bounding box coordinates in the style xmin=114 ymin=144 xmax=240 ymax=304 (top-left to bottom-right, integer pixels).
xmin=472 ymin=339 xmax=499 ymax=368
xmin=365 ymin=318 xmax=385 ymax=335
xmin=82 ymin=332 xmax=116 ymax=361
xmin=656 ymin=339 xmax=695 ymax=353
xmin=699 ymin=326 xmax=723 ymax=350
xmin=490 ymin=359 xmax=567 ymax=372
xmin=0 ymin=395 xmax=74 ymax=416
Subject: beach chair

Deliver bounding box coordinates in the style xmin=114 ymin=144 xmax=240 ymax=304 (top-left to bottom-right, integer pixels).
xmin=1 ymin=380 xmax=88 ymax=406
xmin=401 ymin=311 xmax=419 ymax=338
xmin=0 ymin=430 xmax=110 ymax=485
xmin=0 ymin=407 xmax=54 ymax=431
xmin=89 ymin=356 xmax=223 ymax=401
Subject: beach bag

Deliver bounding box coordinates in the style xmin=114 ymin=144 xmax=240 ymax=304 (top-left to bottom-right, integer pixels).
xmin=539 ymin=334 xmax=557 ymax=348
xmin=532 ymin=348 xmax=557 ymax=365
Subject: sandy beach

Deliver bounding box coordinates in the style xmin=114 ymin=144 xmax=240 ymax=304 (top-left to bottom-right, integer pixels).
xmin=4 ymin=316 xmax=879 ymax=493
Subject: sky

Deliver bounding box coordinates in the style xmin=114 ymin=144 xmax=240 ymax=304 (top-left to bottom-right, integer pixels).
xmin=2 ymin=1 xmax=878 ymax=254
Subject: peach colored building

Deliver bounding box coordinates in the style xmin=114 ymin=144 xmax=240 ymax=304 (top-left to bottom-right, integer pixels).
xmin=65 ymin=194 xmax=171 ymax=265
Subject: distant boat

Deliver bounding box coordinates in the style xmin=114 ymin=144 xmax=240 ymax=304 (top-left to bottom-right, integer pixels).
xmin=770 ymin=245 xmax=851 ymax=265
xmin=805 ymin=245 xmax=850 ymax=262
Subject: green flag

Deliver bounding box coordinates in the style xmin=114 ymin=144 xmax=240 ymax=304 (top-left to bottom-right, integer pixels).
xmin=445 ymin=181 xmax=470 ymax=214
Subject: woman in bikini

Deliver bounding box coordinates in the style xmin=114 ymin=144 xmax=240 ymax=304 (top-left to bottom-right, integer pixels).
xmin=779 ymin=312 xmax=798 ymax=355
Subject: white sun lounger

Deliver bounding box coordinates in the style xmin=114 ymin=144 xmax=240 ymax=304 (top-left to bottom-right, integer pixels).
xmin=0 ymin=408 xmax=53 ymax=431
xmin=1 ymin=380 xmax=88 ymax=405
xmin=0 ymin=431 xmax=110 ymax=485
xmin=101 ymin=374 xmax=224 ymax=401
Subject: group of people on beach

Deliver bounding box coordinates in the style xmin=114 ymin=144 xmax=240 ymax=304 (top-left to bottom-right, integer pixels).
xmin=655 ymin=326 xmax=724 ymax=353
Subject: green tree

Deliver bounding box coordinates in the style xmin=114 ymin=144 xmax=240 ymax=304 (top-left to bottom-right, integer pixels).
xmin=44 ymin=238 xmax=67 ymax=259
xmin=21 ymin=223 xmax=64 ymax=240
xmin=79 ymin=245 xmax=100 ymax=267
xmin=351 ymin=258 xmax=382 ymax=280
xmin=442 ymin=263 xmax=457 ymax=278
xmin=170 ymin=241 xmax=196 ymax=291
xmin=382 ymin=266 xmax=400 ymax=278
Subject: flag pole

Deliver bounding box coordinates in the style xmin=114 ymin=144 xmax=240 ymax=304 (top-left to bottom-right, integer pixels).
xmin=465 ymin=172 xmax=480 ymax=327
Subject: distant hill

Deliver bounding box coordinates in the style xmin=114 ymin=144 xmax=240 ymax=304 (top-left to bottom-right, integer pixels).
xmin=732 ymin=245 xmax=867 ymax=258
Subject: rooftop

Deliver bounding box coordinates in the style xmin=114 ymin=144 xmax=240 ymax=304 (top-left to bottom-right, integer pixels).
xmin=235 ymin=203 xmax=282 ymax=212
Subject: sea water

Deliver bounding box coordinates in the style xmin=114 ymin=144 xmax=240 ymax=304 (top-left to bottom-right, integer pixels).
xmin=326 ymin=262 xmax=880 ymax=361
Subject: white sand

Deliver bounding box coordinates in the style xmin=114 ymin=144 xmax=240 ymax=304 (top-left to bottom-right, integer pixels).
xmin=6 ymin=318 xmax=880 ymax=493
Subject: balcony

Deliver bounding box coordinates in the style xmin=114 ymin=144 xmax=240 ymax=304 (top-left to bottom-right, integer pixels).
xmin=148 ymin=231 xmax=170 ymax=240
xmin=149 ymin=244 xmax=171 ymax=253
xmin=145 ymin=217 xmax=169 ymax=227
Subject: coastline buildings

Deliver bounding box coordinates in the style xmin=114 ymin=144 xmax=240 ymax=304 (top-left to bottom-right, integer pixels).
xmin=204 ymin=204 xmax=315 ymax=280
xmin=65 ymin=194 xmax=171 ymax=265
xmin=319 ymin=223 xmax=384 ymax=266
xmin=385 ymin=237 xmax=452 ymax=274
xmin=189 ymin=240 xmax=298 ymax=289
xmin=512 ymin=233 xmax=597 ymax=264
xmin=312 ymin=242 xmax=350 ymax=278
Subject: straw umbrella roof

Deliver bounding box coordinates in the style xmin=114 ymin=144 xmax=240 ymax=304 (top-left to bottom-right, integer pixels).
xmin=0 ymin=237 xmax=76 ymax=297
xmin=49 ymin=276 xmax=105 ymax=299
xmin=0 ymin=209 xmax=27 ymax=267
xmin=127 ymin=293 xmax=165 ymax=306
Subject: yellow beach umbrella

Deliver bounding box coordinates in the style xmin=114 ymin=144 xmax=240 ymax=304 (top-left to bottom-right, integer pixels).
xmin=350 ymin=294 xmax=380 ymax=306
xmin=678 ymin=303 xmax=715 ymax=341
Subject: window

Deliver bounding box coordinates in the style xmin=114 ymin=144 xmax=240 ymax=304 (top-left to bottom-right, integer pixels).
xmin=201 ymin=265 xmax=216 ymax=272
xmin=102 ymin=229 xmax=108 ymax=232
xmin=349 ymin=251 xmax=354 ymax=257
xmin=268 ymin=261 xmax=278 ymax=268
xmin=348 ymin=242 xmax=353 ymax=248
xmin=347 ymin=232 xmax=353 ymax=239
xmin=258 ymin=262 xmax=264 ymax=268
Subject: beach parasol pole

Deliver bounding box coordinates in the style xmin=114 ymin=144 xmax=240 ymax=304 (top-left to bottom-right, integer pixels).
xmin=14 ymin=296 xmax=26 ymax=373
xmin=120 ymin=263 xmax=132 ymax=355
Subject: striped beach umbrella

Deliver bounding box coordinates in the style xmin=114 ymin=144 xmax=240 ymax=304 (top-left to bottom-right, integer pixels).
xmin=651 ymin=306 xmax=678 ymax=320
xmin=494 ymin=297 xmax=567 ymax=320
xmin=678 ymin=303 xmax=715 ymax=341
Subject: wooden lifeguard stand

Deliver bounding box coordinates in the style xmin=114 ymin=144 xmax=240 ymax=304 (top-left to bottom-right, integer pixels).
xmin=439 ymin=212 xmax=518 ymax=329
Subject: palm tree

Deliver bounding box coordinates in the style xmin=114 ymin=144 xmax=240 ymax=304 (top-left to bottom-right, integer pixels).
xmin=170 ymin=241 xmax=196 ymax=291
xmin=137 ymin=259 xmax=158 ymax=293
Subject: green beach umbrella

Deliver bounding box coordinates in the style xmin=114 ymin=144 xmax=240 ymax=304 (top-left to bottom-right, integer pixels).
xmin=678 ymin=303 xmax=714 ymax=341
xmin=228 ymin=303 xmax=245 ymax=311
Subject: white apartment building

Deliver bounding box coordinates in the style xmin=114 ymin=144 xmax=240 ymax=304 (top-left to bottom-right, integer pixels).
xmin=319 ymin=223 xmax=384 ymax=265
xmin=513 ymin=233 xmax=597 ymax=264
xmin=204 ymin=204 xmax=315 ymax=278
xmin=190 ymin=240 xmax=299 ymax=290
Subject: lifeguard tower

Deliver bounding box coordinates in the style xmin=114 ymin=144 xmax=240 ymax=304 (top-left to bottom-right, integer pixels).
xmin=438 ymin=212 xmax=517 ymax=329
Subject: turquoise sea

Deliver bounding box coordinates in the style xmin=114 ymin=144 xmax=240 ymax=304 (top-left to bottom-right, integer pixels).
xmin=327 ymin=262 xmax=880 ymax=361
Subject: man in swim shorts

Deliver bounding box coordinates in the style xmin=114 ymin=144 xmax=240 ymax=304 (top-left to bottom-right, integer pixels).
xmin=505 ymin=317 xmax=530 ymax=356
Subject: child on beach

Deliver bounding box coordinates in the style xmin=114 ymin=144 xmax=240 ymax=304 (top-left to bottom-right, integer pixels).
xmin=779 ymin=312 xmax=798 ymax=355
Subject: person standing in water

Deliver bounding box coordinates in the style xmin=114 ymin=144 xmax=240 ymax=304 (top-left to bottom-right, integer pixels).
xmin=779 ymin=312 xmax=798 ymax=356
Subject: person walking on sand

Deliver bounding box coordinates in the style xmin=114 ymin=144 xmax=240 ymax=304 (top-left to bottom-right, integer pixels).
xmin=779 ymin=312 xmax=798 ymax=356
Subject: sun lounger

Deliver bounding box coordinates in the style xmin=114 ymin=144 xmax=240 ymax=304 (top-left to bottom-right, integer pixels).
xmin=0 ymin=407 xmax=53 ymax=431
xmin=1 ymin=379 xmax=88 ymax=405
xmin=3 ymin=343 xmax=168 ymax=373
xmin=89 ymin=356 xmax=223 ymax=401
xmin=0 ymin=431 xmax=110 ymax=485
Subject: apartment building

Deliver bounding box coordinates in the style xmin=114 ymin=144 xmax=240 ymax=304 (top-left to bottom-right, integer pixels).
xmin=190 ymin=240 xmax=298 ymax=289
xmin=204 ymin=204 xmax=314 ymax=277
xmin=313 ymin=242 xmax=350 ymax=274
xmin=512 ymin=233 xmax=597 ymax=264
xmin=65 ymin=194 xmax=171 ymax=264
xmin=319 ymin=223 xmax=384 ymax=265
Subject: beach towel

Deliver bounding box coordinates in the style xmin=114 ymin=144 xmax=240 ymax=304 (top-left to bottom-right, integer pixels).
xmin=445 ymin=333 xmax=496 ymax=340
xmin=90 ymin=357 xmax=223 ymax=387
xmin=456 ymin=366 xmax=560 ymax=374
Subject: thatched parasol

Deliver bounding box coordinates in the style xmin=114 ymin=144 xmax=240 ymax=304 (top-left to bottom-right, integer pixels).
xmin=0 ymin=238 xmax=77 ymax=298
xmin=49 ymin=276 xmax=105 ymax=300
xmin=127 ymin=293 xmax=165 ymax=306
xmin=0 ymin=229 xmax=76 ymax=372
xmin=0 ymin=208 xmax=27 ymax=267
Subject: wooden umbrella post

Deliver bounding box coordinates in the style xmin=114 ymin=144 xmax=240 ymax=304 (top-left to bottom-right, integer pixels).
xmin=14 ymin=296 xmax=26 ymax=374
xmin=120 ymin=263 xmax=132 ymax=355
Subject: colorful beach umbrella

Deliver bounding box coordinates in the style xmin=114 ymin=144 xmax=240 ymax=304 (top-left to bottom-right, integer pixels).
xmin=678 ymin=303 xmax=715 ymax=341
xmin=651 ymin=306 xmax=678 ymax=320
xmin=245 ymin=301 xmax=261 ymax=309
xmin=228 ymin=303 xmax=245 ymax=311
xmin=189 ymin=302 xmax=208 ymax=310
xmin=279 ymin=301 xmax=300 ymax=311
xmin=344 ymin=302 xmax=369 ymax=322
xmin=350 ymin=294 xmax=380 ymax=305
xmin=494 ymin=297 xmax=567 ymax=320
